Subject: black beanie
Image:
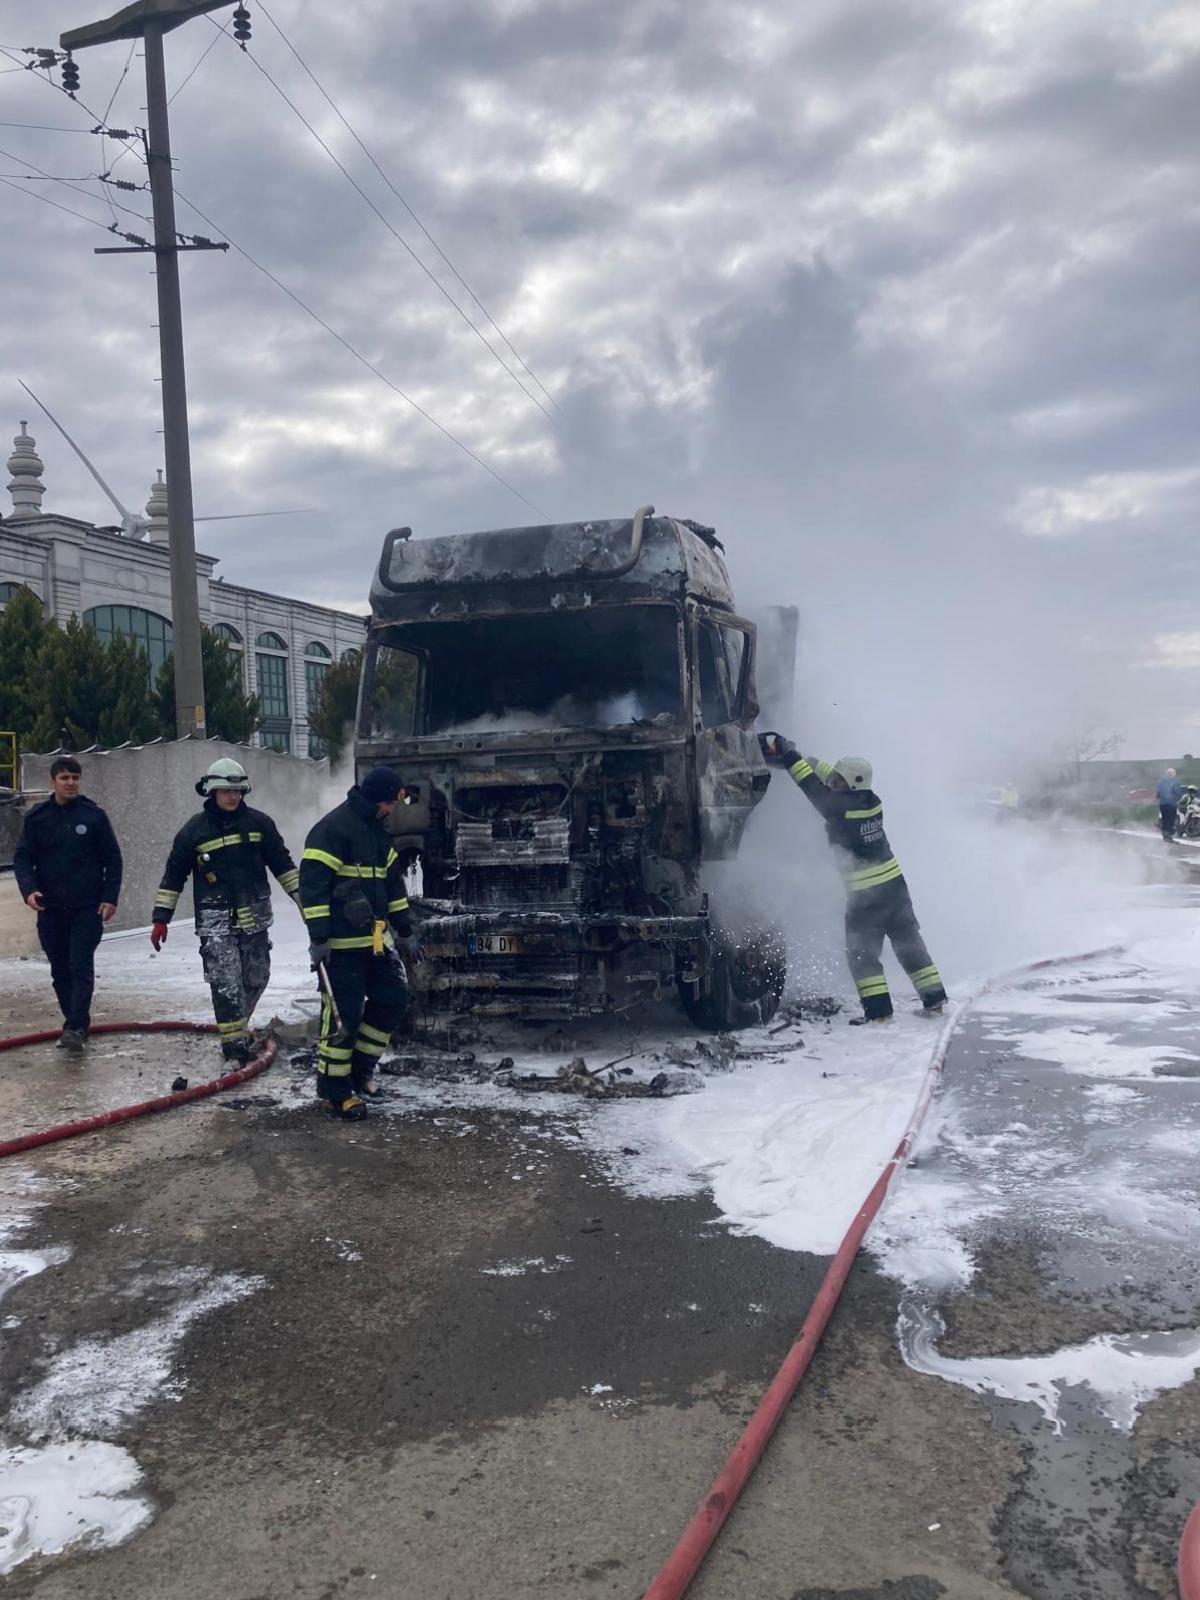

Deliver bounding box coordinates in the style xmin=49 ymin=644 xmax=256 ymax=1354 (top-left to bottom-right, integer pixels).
xmin=359 ymin=766 xmax=404 ymax=803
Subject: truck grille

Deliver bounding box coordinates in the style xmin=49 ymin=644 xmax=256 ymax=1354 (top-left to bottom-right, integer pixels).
xmin=461 ymin=863 xmax=574 ymax=908
xmin=455 ymin=817 xmax=570 ymax=866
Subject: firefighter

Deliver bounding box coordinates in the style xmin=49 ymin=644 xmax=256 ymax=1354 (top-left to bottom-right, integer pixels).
xmin=760 ymin=734 xmax=947 ymax=1023
xmin=150 ymin=758 xmax=300 ymax=1061
xmin=298 ymin=766 xmax=419 ymax=1121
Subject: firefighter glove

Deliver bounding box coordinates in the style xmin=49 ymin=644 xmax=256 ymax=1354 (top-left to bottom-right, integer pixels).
xmin=150 ymin=921 xmax=169 ymax=951
xmin=308 ymin=940 xmax=333 ymax=969
xmin=758 ymin=731 xmax=798 ymax=767
xmin=397 ymin=932 xmax=423 ymax=966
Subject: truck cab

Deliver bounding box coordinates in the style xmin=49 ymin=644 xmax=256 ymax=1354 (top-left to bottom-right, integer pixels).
xmin=356 ymin=506 xmax=784 ymax=1027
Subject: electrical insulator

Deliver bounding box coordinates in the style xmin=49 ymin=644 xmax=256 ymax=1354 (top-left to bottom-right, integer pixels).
xmin=232 ymin=5 xmax=251 ymax=47
xmin=60 ymin=53 xmax=80 ymax=94
xmin=107 ymin=128 xmax=133 ymax=141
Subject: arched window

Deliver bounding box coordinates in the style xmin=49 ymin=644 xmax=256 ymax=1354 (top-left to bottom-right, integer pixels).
xmin=304 ymin=640 xmax=331 ymax=659
xmin=303 ymin=643 xmax=332 ymax=758
xmin=0 ymin=581 xmax=37 ymax=609
xmin=212 ymin=622 xmax=243 ymax=649
xmin=85 ymin=605 xmax=173 ymax=676
xmin=341 ymin=647 xmax=361 ymax=665
xmin=255 ymin=629 xmax=290 ymax=738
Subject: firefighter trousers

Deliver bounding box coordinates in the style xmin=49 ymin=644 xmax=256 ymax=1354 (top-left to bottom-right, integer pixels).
xmin=316 ymin=948 xmax=407 ymax=1102
xmin=844 ymin=877 xmax=946 ymax=1020
xmin=197 ymin=916 xmax=271 ymax=1050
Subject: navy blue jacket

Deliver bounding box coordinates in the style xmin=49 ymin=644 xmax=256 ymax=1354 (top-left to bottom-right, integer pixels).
xmin=1157 ymin=775 xmax=1184 ymax=805
xmin=13 ymin=795 xmax=123 ymax=910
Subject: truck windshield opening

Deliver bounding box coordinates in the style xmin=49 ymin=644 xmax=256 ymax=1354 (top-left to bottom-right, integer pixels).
xmin=365 ymin=605 xmax=683 ymax=739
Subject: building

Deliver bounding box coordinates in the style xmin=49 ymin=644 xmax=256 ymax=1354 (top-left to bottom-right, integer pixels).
xmin=0 ymin=421 xmax=365 ymax=756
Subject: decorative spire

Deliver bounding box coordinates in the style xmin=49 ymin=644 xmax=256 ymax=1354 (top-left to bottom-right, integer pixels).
xmin=145 ymin=468 xmax=169 ymax=544
xmin=7 ymin=421 xmax=45 ymax=515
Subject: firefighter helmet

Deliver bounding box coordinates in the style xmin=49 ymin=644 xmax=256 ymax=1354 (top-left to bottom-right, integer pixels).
xmin=196 ymin=757 xmax=251 ymax=797
xmin=833 ymin=756 xmax=873 ymax=791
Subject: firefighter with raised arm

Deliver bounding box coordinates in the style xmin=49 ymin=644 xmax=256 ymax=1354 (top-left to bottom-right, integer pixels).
xmin=299 ymin=766 xmax=419 ymax=1121
xmin=760 ymin=734 xmax=947 ymax=1023
xmin=150 ymin=758 xmax=301 ymax=1061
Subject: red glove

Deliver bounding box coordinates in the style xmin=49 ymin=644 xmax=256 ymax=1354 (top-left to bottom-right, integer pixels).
xmin=150 ymin=921 xmax=169 ymax=951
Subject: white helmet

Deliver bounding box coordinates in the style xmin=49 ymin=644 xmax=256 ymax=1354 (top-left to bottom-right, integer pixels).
xmin=196 ymin=756 xmax=251 ymax=797
xmin=1166 ymin=768 xmax=1177 ymax=777
xmin=833 ymin=755 xmax=873 ymax=791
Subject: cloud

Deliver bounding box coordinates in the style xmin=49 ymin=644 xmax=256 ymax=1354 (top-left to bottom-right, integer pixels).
xmin=0 ymin=0 xmax=1197 ymax=753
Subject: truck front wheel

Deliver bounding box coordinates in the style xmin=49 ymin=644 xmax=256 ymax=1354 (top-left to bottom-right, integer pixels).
xmin=677 ymin=923 xmax=786 ymax=1031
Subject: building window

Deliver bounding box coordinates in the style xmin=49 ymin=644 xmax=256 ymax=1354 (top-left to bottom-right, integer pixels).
xmin=341 ymin=647 xmax=361 ymax=665
xmin=0 ymin=581 xmax=37 ymax=609
xmin=304 ymin=642 xmax=331 ymax=759
xmin=260 ymin=729 xmax=291 ymax=754
xmin=85 ymin=604 xmax=173 ymax=676
xmin=213 ymin=622 xmax=243 ymax=649
xmin=256 ymin=649 xmax=289 ymax=721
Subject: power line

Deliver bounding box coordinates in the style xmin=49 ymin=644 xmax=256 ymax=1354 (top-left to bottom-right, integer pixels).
xmin=0 ymin=171 xmax=114 ymax=231
xmin=0 ymin=119 xmax=94 ymax=130
xmin=173 ymin=185 xmax=549 ymax=518
xmin=255 ymin=0 xmax=560 ymax=418
xmin=0 ymin=145 xmax=153 ymax=224
xmin=202 ymin=13 xmax=560 ymax=430
xmin=0 ymin=46 xmax=146 ymax=168
xmin=169 ymin=19 xmax=226 ymax=104
xmin=98 ymin=40 xmax=136 ymax=225
xmin=2 ymin=34 xmax=551 ymax=518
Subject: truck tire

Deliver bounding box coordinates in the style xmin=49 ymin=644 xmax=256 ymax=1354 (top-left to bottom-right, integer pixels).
xmin=677 ymin=922 xmax=786 ymax=1031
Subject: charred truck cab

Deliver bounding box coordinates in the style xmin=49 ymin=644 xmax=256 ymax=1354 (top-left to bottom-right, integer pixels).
xmin=357 ymin=506 xmax=785 ymax=1028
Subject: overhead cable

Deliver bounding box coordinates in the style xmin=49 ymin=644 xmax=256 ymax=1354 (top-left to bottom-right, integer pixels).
xmin=200 ymin=11 xmax=560 ymax=429
xmin=255 ymin=0 xmax=560 ymax=417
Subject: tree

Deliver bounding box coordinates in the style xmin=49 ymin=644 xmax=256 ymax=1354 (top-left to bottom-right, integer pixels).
xmin=28 ymin=615 xmax=112 ymax=750
xmin=99 ymin=633 xmax=161 ymax=746
xmin=155 ymin=627 xmax=260 ymax=743
xmin=307 ymin=649 xmax=361 ymax=766
xmin=0 ymin=585 xmax=54 ymax=739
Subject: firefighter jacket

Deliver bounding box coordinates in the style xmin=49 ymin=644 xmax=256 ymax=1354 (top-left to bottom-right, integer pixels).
xmin=786 ymin=755 xmax=904 ymax=895
xmin=14 ymin=795 xmax=122 ymax=910
xmin=298 ymin=786 xmax=412 ymax=952
xmin=152 ymin=799 xmax=299 ymax=931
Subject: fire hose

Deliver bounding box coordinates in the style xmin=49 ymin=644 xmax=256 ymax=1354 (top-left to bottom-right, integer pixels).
xmin=0 ymin=1021 xmax=277 ymax=1159
xmin=641 ymin=946 xmax=1128 ymax=1600
xmin=1181 ymin=1503 xmax=1200 ymax=1600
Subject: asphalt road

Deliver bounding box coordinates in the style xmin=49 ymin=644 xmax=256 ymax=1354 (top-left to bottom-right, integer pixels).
xmin=0 ymin=951 xmax=1197 ymax=1598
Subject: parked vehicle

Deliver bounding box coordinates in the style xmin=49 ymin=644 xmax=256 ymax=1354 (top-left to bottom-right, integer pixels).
xmin=355 ymin=507 xmax=791 ymax=1028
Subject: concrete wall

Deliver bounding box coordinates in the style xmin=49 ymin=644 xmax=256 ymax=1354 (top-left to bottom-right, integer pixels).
xmin=20 ymin=740 xmax=340 ymax=932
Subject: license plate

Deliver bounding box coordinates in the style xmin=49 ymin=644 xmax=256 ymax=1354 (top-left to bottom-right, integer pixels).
xmin=469 ymin=933 xmax=523 ymax=956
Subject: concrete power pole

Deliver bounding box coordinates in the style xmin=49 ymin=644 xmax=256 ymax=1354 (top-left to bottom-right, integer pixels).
xmin=61 ymin=0 xmax=236 ymax=740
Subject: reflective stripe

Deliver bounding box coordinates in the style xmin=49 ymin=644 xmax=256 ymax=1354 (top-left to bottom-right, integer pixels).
xmin=328 ymin=934 xmax=377 ymax=950
xmin=302 ymin=903 xmax=331 ymax=921
xmin=387 ymin=897 xmax=409 ymax=914
xmin=358 ymin=1021 xmax=391 ymax=1046
xmin=353 ymin=1036 xmax=387 ymax=1058
xmin=218 ymin=1017 xmax=250 ymax=1034
xmin=815 ymin=760 xmax=835 ymax=781
xmin=155 ymin=887 xmax=181 ymax=908
xmin=911 ymin=965 xmax=943 ymax=990
xmin=788 ymin=759 xmax=813 ymax=783
xmin=845 ymin=804 xmax=883 ymax=820
xmin=248 ymin=831 xmax=263 ymax=842
xmin=303 ymin=847 xmax=344 ymax=871
xmin=386 ymin=847 xmax=398 ymax=868
xmin=318 ymin=1043 xmax=353 ymax=1062
xmin=335 ymin=864 xmax=389 ymax=879
xmin=846 ymin=856 xmax=903 ymax=891
xmin=855 ymin=976 xmax=890 ymax=997
xmin=278 ymin=869 xmax=300 ymax=892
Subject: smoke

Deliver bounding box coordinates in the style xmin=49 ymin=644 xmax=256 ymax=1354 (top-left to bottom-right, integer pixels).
xmin=437 ymin=691 xmax=654 ymax=737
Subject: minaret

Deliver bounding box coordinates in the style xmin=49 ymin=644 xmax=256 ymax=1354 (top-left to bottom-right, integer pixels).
xmin=145 ymin=468 xmax=169 ymax=544
xmin=7 ymin=421 xmax=45 ymax=515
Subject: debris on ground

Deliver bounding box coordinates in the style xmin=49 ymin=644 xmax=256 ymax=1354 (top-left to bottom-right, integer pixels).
xmin=493 ymin=1058 xmax=699 ymax=1097
xmin=220 ymin=1096 xmax=280 ymax=1111
xmin=170 ymin=1076 xmax=188 ymax=1092
xmin=380 ymin=1051 xmax=495 ymax=1084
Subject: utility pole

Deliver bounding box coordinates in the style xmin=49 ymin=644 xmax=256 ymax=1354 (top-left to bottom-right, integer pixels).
xmin=61 ymin=0 xmax=235 ymax=739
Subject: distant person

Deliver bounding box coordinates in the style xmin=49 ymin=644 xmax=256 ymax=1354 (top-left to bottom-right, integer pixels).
xmin=1157 ymin=768 xmax=1184 ymax=842
xmin=150 ymin=758 xmax=300 ymax=1063
xmin=299 ymin=767 xmax=419 ymax=1120
xmin=759 ymin=734 xmax=947 ymax=1023
xmin=13 ymin=756 xmax=123 ymax=1052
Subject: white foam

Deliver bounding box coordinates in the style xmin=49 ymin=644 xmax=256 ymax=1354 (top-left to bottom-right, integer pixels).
xmin=0 ymin=1441 xmax=152 ymax=1573
xmin=900 ymin=1300 xmax=1200 ymax=1435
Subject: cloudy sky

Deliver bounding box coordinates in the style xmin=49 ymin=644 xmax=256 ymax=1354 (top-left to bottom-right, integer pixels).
xmin=2 ymin=0 xmax=1197 ymax=765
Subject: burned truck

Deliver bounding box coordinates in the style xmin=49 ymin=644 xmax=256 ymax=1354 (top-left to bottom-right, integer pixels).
xmin=356 ymin=506 xmax=786 ymax=1029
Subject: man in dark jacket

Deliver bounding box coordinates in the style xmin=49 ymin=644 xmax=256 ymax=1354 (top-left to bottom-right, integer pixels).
xmin=299 ymin=766 xmax=418 ymax=1120
xmin=760 ymin=734 xmax=947 ymax=1023
xmin=14 ymin=755 xmax=123 ymax=1051
xmin=150 ymin=757 xmax=300 ymax=1062
xmin=1157 ymin=769 xmax=1184 ymax=841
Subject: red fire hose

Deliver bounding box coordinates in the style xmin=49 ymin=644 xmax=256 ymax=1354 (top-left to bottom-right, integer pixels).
xmin=0 ymin=1021 xmax=278 ymax=1159
xmin=641 ymin=945 xmax=1127 ymax=1600
xmin=1181 ymin=1503 xmax=1200 ymax=1600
